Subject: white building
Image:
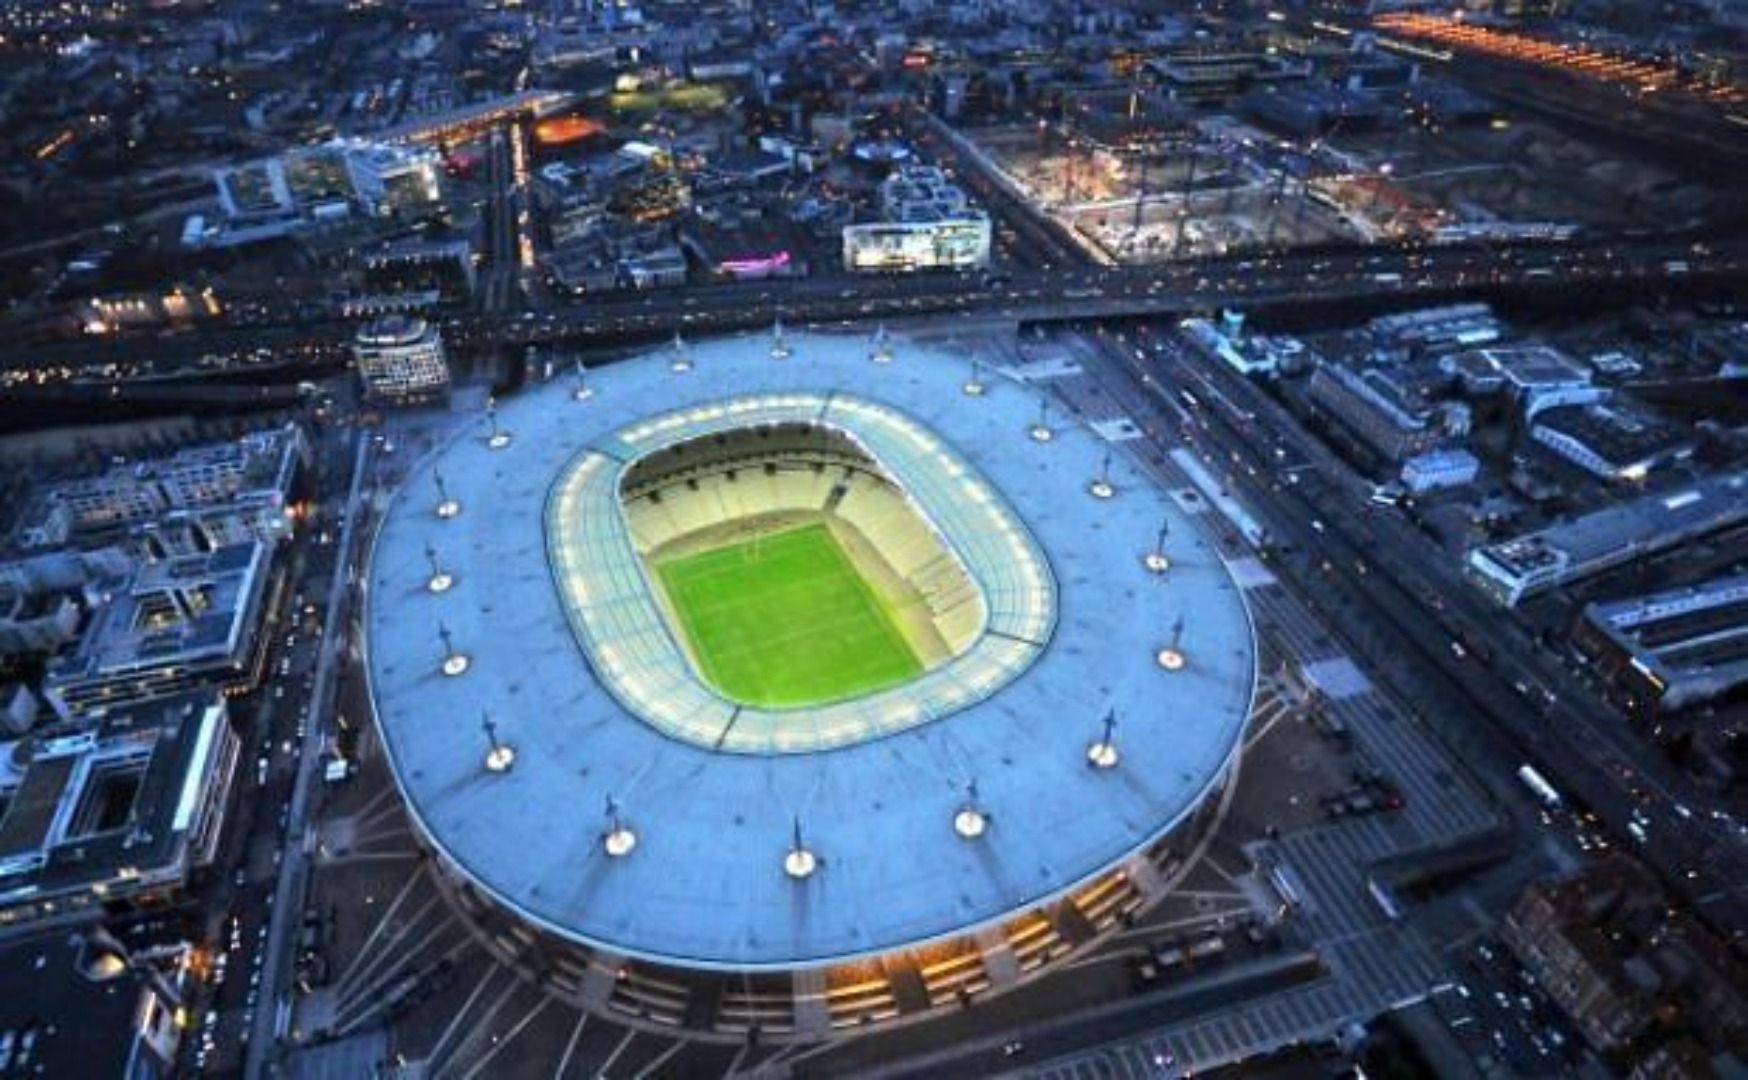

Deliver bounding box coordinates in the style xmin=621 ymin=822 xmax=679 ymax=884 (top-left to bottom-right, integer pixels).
xmin=843 ymin=165 xmax=990 ymax=273
xmin=1467 ymin=473 xmax=1748 ymax=606
xmin=27 ymin=426 xmax=306 ymax=544
xmin=1401 ymin=449 xmax=1479 ymax=494
xmin=843 ymin=219 xmax=992 ymax=272
xmin=353 ymin=315 xmax=451 ymax=405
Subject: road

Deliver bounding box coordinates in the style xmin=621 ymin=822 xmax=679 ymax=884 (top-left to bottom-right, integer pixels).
xmin=1080 ymin=323 xmax=1748 ymax=945
xmin=479 ymin=126 xmax=519 ymax=315
xmin=243 ymin=428 xmax=373 ymax=1079
xmin=4 ymin=234 xmax=1742 ymax=386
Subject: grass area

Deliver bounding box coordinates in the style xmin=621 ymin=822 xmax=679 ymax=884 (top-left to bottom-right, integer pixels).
xmin=655 ymin=523 xmax=923 ymax=709
xmin=606 ymin=82 xmax=731 ymax=115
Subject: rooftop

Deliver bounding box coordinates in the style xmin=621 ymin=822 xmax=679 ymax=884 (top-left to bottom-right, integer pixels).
xmin=1532 ymin=401 xmax=1689 ymax=470
xmin=1472 ymin=472 xmax=1748 ymax=582
xmin=1585 ymin=574 xmax=1748 ymax=704
xmin=0 ymin=692 xmax=229 ymax=912
xmin=0 ymin=930 xmax=179 ymax=1078
xmin=44 ymin=542 xmax=270 ymax=710
xmin=1476 ymin=344 xmax=1591 ymax=390
xmin=355 ymin=313 xmax=434 ymax=347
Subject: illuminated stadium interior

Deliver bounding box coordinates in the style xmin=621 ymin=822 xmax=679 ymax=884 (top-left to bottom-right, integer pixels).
xmin=546 ymin=392 xmax=1057 ymax=754
xmin=618 ymin=421 xmax=983 ymax=709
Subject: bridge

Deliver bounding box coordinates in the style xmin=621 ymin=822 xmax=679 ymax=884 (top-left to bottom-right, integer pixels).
xmin=1 ymin=235 xmax=1742 ymax=386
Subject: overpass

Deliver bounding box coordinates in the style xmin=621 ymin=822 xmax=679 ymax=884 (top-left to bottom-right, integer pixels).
xmin=2 ymin=235 xmax=1743 ymax=386
xmin=463 ymin=235 xmax=1748 ymax=349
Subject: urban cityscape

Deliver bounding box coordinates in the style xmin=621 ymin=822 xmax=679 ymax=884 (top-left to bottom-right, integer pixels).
xmin=0 ymin=1 xmax=1744 ymax=1078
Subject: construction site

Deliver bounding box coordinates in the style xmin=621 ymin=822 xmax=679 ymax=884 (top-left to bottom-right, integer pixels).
xmin=957 ymin=93 xmax=1730 ymax=264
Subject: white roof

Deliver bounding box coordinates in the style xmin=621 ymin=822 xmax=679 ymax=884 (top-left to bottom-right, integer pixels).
xmin=364 ymin=330 xmax=1256 ymax=970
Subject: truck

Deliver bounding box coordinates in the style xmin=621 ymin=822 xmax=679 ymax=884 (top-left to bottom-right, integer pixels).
xmin=1517 ymin=764 xmax=1563 ymax=810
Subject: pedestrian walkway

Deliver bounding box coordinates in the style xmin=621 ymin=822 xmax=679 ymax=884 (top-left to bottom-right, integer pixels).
xmin=1016 ymin=367 xmax=1500 ymax=1080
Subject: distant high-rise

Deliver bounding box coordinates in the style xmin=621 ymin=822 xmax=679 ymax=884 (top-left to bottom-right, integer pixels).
xmin=353 ymin=315 xmax=451 ymax=406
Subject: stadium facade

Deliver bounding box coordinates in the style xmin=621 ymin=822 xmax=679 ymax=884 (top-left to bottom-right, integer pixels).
xmin=362 ymin=331 xmax=1257 ymax=1038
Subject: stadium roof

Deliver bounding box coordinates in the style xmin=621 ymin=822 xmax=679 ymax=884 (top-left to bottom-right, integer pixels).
xmin=364 ymin=330 xmax=1256 ymax=970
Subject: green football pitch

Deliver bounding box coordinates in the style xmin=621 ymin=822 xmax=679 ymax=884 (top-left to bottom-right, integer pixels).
xmin=654 ymin=523 xmax=923 ymax=708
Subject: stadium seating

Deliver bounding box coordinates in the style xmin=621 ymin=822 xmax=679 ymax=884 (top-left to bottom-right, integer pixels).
xmin=622 ymin=431 xmax=992 ymax=657
xmin=618 ymin=425 xmax=985 ymax=661
xmin=623 ymin=462 xmax=844 ymax=551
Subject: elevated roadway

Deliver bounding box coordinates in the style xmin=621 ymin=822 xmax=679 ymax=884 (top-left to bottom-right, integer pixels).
xmin=4 ymin=236 xmax=1743 ymax=387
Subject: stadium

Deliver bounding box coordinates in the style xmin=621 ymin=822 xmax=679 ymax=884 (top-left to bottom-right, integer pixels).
xmin=362 ymin=329 xmax=1257 ymax=1039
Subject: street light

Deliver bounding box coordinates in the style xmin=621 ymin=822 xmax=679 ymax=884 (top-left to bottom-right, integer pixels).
xmin=424 ymin=543 xmax=453 ymax=593
xmin=1086 ymin=708 xmax=1119 ymax=769
xmin=869 ymin=323 xmax=893 ymax=364
xmin=1029 ymin=397 xmax=1054 ymax=442
xmin=438 ymin=622 xmax=470 ymax=677
xmin=1089 ymin=448 xmax=1115 ymax=499
xmin=1156 ymin=615 xmax=1186 ymax=671
xmin=784 ymin=816 xmax=818 ymax=879
xmin=770 ymin=316 xmax=792 ymax=360
xmin=433 ymin=468 xmax=460 ymax=519
xmin=481 ymin=710 xmax=514 ymax=772
xmin=484 ymin=398 xmax=511 ymax=450
xmin=963 ymin=357 xmax=987 ymax=397
xmin=953 ymin=779 xmax=988 ymax=839
xmin=1144 ymin=516 xmax=1170 ymax=573
xmin=602 ymin=796 xmax=637 ymax=857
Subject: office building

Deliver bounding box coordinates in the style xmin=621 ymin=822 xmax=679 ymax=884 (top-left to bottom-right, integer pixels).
xmin=1530 ymin=402 xmax=1692 ymax=483
xmin=1467 ymin=473 xmax=1748 ymax=606
xmin=361 ymin=239 xmax=478 ymax=305
xmin=1368 ymin=303 xmax=1501 ymax=351
xmin=27 ymin=426 xmax=307 ymax=546
xmin=1451 ymin=344 xmax=1602 ymax=418
xmin=1575 ymin=575 xmax=1748 ymax=715
xmin=0 ymin=549 xmax=131 ymax=658
xmin=843 ymin=165 xmax=990 ymax=273
xmin=1306 ymin=362 xmax=1462 ymax=463
xmin=0 ymin=692 xmax=239 ymax=928
xmin=215 ymin=139 xmax=442 ymax=222
xmin=352 ymin=315 xmax=452 ymax=406
xmin=0 ymin=931 xmax=187 ymax=1076
xmin=43 ymin=542 xmax=275 ymax=719
xmin=1504 ymin=858 xmax=1748 ymax=1058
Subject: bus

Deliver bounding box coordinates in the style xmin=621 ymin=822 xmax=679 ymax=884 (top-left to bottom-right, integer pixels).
xmin=1516 ymin=764 xmax=1563 ymax=810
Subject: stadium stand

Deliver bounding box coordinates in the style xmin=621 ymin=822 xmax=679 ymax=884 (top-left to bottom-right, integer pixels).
xmin=619 ymin=423 xmax=984 ymax=663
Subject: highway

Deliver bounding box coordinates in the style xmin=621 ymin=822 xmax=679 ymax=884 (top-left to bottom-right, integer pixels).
xmin=5 ymin=234 xmax=1743 ymax=387
xmin=456 ymin=234 xmax=1748 ymax=349
xmin=1077 ymin=325 xmax=1748 ymax=946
